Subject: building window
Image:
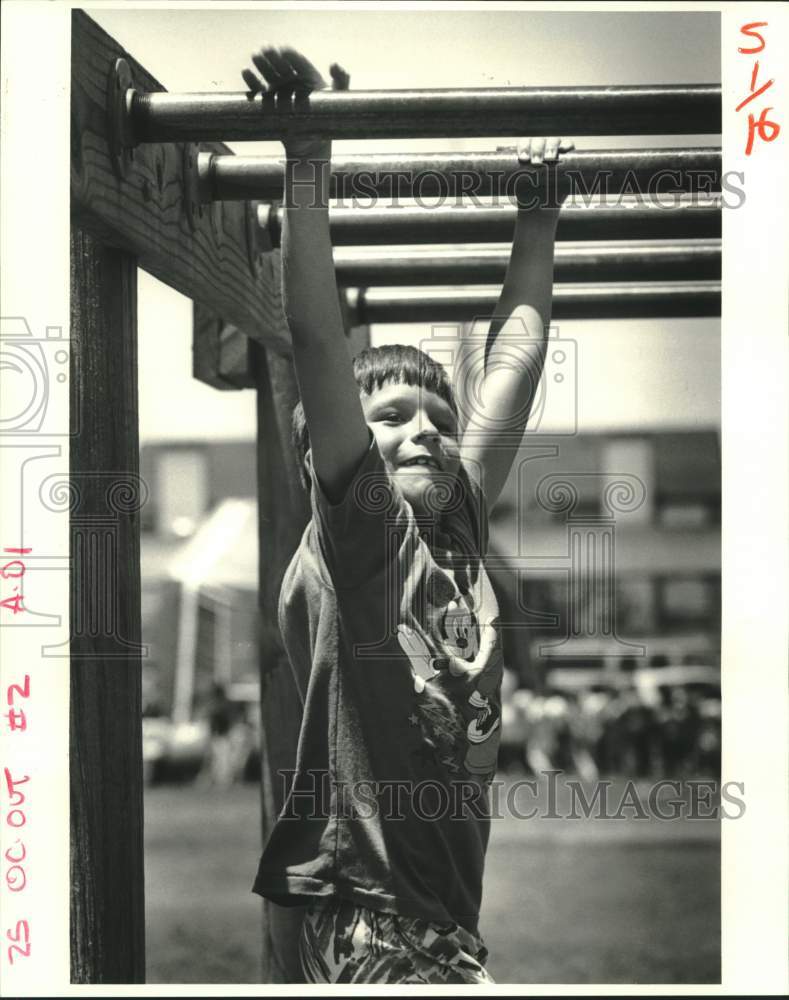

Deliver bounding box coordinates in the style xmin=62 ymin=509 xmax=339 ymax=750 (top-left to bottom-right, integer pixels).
xmin=659 ymin=503 xmax=714 ymax=529
xmin=601 ymin=438 xmax=655 ymax=524
xmin=659 ymin=576 xmax=718 ymax=630
xmin=654 ymin=432 xmax=720 ymax=527
xmin=615 ymin=577 xmax=657 ymax=634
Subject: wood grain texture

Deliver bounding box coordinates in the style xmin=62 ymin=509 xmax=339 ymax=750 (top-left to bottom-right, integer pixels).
xmin=69 ymin=229 xmax=145 ymax=984
xmin=71 ymin=10 xmax=291 ymax=353
xmin=255 ymin=345 xmax=311 ymax=983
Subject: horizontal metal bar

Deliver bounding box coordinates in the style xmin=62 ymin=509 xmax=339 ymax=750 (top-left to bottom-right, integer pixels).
xmin=200 ymin=147 xmax=721 ymax=202
xmin=260 ymin=197 xmax=723 ymax=245
xmin=334 ymin=242 xmax=721 ymax=286
xmin=351 ymin=282 xmax=722 ymax=323
xmin=130 ymin=84 xmax=721 ymax=144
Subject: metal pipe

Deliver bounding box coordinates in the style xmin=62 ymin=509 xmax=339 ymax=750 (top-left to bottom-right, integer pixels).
xmin=260 ymin=197 xmax=722 ymax=245
xmin=199 ymin=147 xmax=721 ymax=202
xmin=351 ymin=282 xmax=721 ymax=324
xmin=334 ymin=242 xmax=721 ymax=286
xmin=130 ymin=84 xmax=721 ymax=144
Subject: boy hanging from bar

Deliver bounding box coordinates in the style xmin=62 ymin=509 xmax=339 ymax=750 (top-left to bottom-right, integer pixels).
xmin=245 ymin=47 xmax=573 ymax=985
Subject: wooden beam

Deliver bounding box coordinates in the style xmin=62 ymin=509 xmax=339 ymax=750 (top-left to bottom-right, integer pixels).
xmin=71 ymin=10 xmax=291 ymax=353
xmin=193 ymin=303 xmax=256 ymax=389
xmin=254 ymin=345 xmax=311 ymax=982
xmin=69 ymin=229 xmax=145 ymax=983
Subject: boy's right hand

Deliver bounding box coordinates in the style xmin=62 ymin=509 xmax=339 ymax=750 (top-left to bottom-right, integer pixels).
xmin=242 ymin=47 xmax=350 ymax=160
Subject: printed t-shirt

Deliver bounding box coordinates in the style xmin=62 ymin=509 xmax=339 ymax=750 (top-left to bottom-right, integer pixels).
xmin=252 ymin=433 xmax=504 ymax=934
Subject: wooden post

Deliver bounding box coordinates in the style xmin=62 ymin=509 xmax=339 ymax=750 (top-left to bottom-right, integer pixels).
xmin=69 ymin=228 xmax=145 ymax=983
xmin=254 ymin=344 xmax=311 ymax=982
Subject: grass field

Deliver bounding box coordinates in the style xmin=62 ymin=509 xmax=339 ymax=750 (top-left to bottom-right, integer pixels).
xmin=144 ymin=777 xmax=720 ymax=985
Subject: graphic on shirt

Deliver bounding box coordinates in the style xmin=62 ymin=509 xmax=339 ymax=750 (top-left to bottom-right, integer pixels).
xmin=397 ymin=566 xmax=503 ymax=781
xmin=440 ymin=598 xmax=482 ymax=664
xmin=463 ymin=637 xmax=503 ymax=777
xmin=397 ymin=596 xmax=481 ymax=689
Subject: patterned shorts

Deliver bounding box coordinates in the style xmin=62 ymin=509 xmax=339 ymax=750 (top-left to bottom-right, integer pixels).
xmin=298 ymin=896 xmax=495 ymax=985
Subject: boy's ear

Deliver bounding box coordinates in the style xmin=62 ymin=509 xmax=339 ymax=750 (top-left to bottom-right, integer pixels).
xmin=302 ymin=447 xmax=314 ymax=490
xmin=293 ymin=446 xmax=313 ymax=495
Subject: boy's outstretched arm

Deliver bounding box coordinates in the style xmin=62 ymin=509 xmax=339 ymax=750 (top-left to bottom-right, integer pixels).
xmin=244 ymin=48 xmax=370 ymax=504
xmin=458 ymin=138 xmax=574 ymax=511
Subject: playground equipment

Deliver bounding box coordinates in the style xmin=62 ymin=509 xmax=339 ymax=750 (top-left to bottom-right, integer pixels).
xmin=260 ymin=197 xmax=723 ymax=245
xmin=126 ymin=82 xmax=720 ymax=142
xmin=69 ymin=11 xmax=721 ymax=983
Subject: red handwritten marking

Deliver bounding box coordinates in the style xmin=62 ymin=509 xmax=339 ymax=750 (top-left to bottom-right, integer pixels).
xmin=1 ymin=566 xmax=33 ymax=968
xmin=4 ymin=709 xmax=26 ymax=733
xmin=736 ymin=62 xmax=775 ymax=112
xmin=6 ymin=920 xmax=30 ymax=964
xmin=5 ymin=866 xmax=26 ymax=892
xmin=0 ymin=562 xmax=24 ymax=580
xmin=2 ymin=766 xmax=31 ymax=952
xmin=738 ymin=21 xmax=767 ymax=54
xmin=3 ymin=770 xmax=28 ymax=808
xmin=6 ymin=811 xmax=26 ymax=830
xmin=737 ymin=22 xmax=781 ymax=156
xmin=6 ymin=677 xmax=30 ymax=705
xmin=4 ymin=842 xmax=26 ymax=864
xmin=745 ymin=107 xmax=781 ymax=156
xmin=0 ymin=548 xmax=30 ymax=614
xmin=5 ymin=676 xmax=30 ymax=734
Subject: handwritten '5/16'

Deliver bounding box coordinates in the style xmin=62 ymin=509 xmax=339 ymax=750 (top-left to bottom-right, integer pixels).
xmin=737 ymin=21 xmax=781 ymax=157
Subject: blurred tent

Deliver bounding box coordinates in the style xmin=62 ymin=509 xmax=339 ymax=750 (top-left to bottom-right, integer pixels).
xmin=168 ymin=499 xmax=259 ymax=722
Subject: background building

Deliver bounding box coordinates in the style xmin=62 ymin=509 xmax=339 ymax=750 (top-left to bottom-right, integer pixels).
xmin=140 ymin=425 xmax=721 ymax=720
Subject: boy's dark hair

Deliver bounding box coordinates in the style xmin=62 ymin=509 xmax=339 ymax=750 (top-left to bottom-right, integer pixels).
xmin=291 ymin=343 xmax=458 ymax=494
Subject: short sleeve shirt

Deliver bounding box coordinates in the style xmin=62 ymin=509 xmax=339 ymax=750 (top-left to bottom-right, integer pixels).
xmin=252 ymin=433 xmax=504 ymax=934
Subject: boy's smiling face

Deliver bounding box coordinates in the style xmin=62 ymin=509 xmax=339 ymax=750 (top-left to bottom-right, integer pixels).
xmin=360 ymin=381 xmax=462 ymax=516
